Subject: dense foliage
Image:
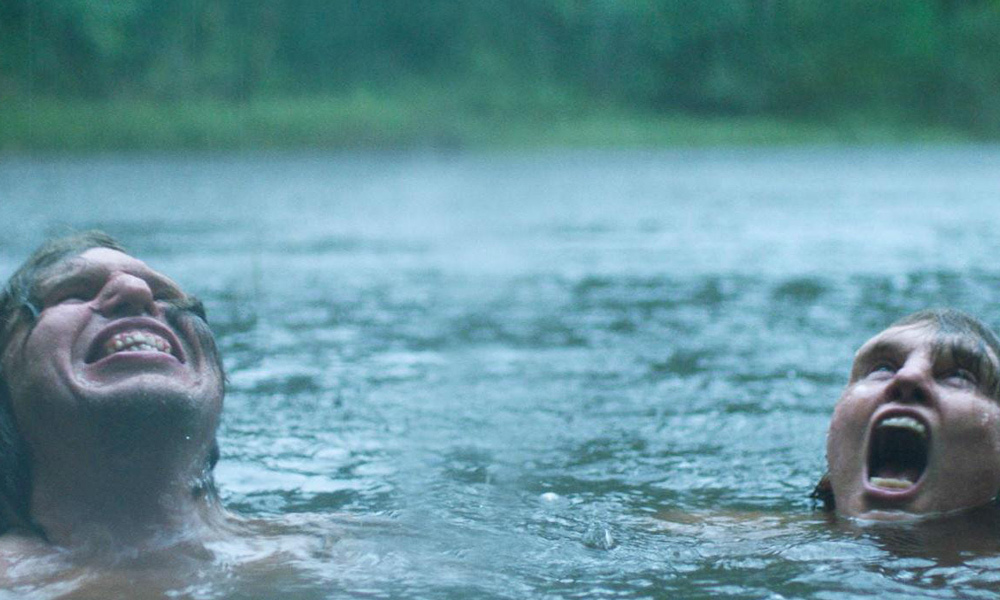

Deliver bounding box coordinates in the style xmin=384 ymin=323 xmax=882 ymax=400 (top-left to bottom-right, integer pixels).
xmin=3 ymin=0 xmax=1000 ymax=137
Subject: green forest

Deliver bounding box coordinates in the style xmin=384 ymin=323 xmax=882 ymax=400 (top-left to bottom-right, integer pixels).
xmin=2 ymin=0 xmax=1000 ymax=150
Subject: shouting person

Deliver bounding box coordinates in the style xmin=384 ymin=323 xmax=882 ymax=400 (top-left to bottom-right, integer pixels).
xmin=817 ymin=309 xmax=1000 ymax=520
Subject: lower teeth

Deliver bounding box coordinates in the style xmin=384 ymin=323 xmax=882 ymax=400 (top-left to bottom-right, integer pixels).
xmin=870 ymin=477 xmax=913 ymax=490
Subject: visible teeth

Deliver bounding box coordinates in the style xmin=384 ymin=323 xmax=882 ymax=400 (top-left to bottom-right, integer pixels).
xmin=878 ymin=416 xmax=926 ymax=437
xmin=103 ymin=330 xmax=172 ymax=357
xmin=870 ymin=477 xmax=914 ymax=490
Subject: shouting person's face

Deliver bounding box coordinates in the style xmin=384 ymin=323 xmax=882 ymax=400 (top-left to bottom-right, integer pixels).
xmin=826 ymin=322 xmax=1000 ymax=519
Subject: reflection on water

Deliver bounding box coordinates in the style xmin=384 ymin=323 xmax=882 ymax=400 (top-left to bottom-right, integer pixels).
xmin=3 ymin=147 xmax=1000 ymax=597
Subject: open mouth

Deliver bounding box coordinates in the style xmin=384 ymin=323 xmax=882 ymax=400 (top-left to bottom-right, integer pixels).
xmin=86 ymin=321 xmax=183 ymax=364
xmin=867 ymin=415 xmax=929 ymax=491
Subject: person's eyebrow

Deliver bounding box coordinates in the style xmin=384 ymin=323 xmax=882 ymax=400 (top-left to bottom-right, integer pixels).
xmin=858 ymin=340 xmax=898 ymax=360
xmin=933 ymin=337 xmax=1000 ymax=393
xmin=132 ymin=269 xmax=185 ymax=298
xmin=935 ymin=339 xmax=988 ymax=368
xmin=850 ymin=339 xmax=900 ymax=379
xmin=33 ymin=259 xmax=103 ymax=299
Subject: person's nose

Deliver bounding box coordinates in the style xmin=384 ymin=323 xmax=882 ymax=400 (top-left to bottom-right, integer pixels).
xmin=886 ymin=356 xmax=934 ymax=405
xmin=95 ymin=273 xmax=160 ymax=318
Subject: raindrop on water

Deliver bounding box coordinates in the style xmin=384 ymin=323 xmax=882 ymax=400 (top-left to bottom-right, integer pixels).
xmin=582 ymin=523 xmax=617 ymax=550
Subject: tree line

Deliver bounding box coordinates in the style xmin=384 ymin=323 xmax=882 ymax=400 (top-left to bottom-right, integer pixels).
xmin=3 ymin=0 xmax=1000 ymax=136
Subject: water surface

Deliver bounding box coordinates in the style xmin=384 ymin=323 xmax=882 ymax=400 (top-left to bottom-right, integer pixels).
xmin=3 ymin=147 xmax=1000 ymax=598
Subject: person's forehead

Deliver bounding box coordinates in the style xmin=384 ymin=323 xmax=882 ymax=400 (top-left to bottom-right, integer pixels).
xmin=855 ymin=323 xmax=936 ymax=358
xmin=78 ymin=247 xmax=149 ymax=269
xmin=854 ymin=321 xmax=998 ymax=366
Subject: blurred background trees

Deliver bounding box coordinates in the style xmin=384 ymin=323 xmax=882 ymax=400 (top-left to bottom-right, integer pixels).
xmin=3 ymin=0 xmax=1000 ymax=143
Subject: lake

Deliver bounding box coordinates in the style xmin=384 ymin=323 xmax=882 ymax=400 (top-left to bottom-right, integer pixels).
xmin=2 ymin=146 xmax=1000 ymax=598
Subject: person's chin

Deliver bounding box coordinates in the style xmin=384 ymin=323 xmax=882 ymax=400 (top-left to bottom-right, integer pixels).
xmin=74 ymin=370 xmax=221 ymax=414
xmin=848 ymin=508 xmax=924 ymax=522
xmin=837 ymin=489 xmax=922 ymax=522
xmin=844 ymin=496 xmax=979 ymax=523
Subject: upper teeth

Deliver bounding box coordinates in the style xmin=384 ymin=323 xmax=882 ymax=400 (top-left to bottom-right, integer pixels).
xmin=105 ymin=331 xmax=171 ymax=356
xmin=878 ymin=416 xmax=927 ymax=437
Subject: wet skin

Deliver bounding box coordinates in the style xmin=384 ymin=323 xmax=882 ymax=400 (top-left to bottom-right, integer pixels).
xmin=826 ymin=322 xmax=1000 ymax=520
xmin=1 ymin=247 xmax=223 ymax=478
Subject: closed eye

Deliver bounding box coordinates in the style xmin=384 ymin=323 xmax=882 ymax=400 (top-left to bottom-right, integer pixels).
xmin=45 ymin=285 xmax=98 ymax=307
xmin=867 ymin=361 xmax=897 ymax=379
xmin=941 ymin=367 xmax=978 ymax=387
xmin=38 ymin=266 xmax=105 ymax=308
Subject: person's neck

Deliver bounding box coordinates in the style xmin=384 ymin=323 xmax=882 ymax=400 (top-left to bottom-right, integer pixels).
xmin=27 ymin=432 xmax=225 ymax=552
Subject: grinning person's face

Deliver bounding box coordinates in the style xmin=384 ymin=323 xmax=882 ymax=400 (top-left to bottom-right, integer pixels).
xmin=826 ymin=321 xmax=1000 ymax=520
xmin=1 ymin=248 xmax=223 ymax=456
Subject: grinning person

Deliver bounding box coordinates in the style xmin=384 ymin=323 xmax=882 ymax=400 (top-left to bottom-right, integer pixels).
xmin=815 ymin=309 xmax=1000 ymax=520
xmin=0 ymin=231 xmax=227 ymax=557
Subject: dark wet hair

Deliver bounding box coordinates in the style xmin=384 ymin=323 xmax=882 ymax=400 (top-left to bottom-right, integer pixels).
xmin=811 ymin=474 xmax=835 ymax=511
xmin=0 ymin=231 xmax=223 ymax=533
xmin=812 ymin=308 xmax=1000 ymax=512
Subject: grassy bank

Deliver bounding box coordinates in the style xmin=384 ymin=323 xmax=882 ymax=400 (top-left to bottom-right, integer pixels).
xmin=0 ymin=93 xmax=970 ymax=153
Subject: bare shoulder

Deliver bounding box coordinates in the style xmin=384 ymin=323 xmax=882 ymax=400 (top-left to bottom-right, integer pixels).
xmin=652 ymin=509 xmax=833 ymax=535
xmin=0 ymin=531 xmax=61 ymax=585
xmin=0 ymin=531 xmax=47 ymax=564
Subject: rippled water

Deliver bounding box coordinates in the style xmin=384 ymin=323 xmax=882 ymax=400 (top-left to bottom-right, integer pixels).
xmin=3 ymin=147 xmax=1000 ymax=598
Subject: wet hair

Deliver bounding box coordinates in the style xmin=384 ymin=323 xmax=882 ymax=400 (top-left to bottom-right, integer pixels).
xmin=811 ymin=474 xmax=835 ymax=511
xmin=0 ymin=231 xmax=223 ymax=533
xmin=812 ymin=308 xmax=1000 ymax=512
xmin=0 ymin=231 xmax=126 ymax=343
